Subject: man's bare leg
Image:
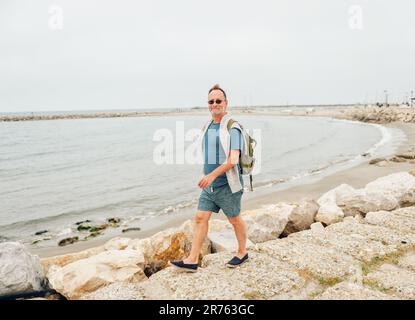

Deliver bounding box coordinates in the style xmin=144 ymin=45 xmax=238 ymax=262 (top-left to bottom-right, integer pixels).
xmin=183 ymin=211 xmax=212 ymax=264
xmin=228 ymin=214 xmax=247 ymax=258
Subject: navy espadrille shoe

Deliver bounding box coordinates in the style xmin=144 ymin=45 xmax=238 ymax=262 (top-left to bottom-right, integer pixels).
xmin=169 ymin=260 xmax=199 ymax=273
xmin=226 ymin=253 xmax=249 ymax=268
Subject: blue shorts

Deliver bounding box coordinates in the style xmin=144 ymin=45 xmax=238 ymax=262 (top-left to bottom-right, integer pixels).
xmin=197 ymin=183 xmax=243 ymax=218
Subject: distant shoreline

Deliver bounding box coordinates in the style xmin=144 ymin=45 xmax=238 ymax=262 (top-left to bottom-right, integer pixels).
xmin=1 ymin=104 xmax=413 ymax=123
xmin=0 ymin=104 xmax=389 ymax=122
xmin=0 ymin=110 xmax=186 ymax=122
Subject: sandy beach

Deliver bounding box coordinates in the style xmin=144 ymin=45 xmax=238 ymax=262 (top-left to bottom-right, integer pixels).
xmin=29 ymin=109 xmax=415 ymax=259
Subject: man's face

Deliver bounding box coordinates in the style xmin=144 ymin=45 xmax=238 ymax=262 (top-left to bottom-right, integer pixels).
xmin=208 ymin=90 xmax=228 ymax=117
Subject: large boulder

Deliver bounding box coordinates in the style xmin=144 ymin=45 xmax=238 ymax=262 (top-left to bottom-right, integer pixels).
xmin=41 ymin=246 xmax=105 ymax=274
xmin=315 ymin=184 xmax=356 ymax=225
xmin=44 ymin=219 xmax=212 ymax=298
xmin=47 ymin=249 xmax=146 ymax=299
xmin=241 ymin=203 xmax=293 ymax=243
xmin=314 ymin=174 xmax=414 ymax=223
xmin=315 ymin=203 xmax=344 ymax=225
xmin=41 ymin=237 xmax=133 ymax=276
xmin=364 ymin=172 xmax=415 ymax=207
xmin=131 ymin=220 xmax=211 ymax=275
xmin=0 ymin=242 xmax=48 ymax=297
xmin=282 ymin=199 xmax=319 ymax=235
xmin=208 ymin=230 xmax=255 ymax=253
xmin=338 ymin=189 xmax=398 ymax=217
xmin=208 ymin=218 xmax=256 ymax=253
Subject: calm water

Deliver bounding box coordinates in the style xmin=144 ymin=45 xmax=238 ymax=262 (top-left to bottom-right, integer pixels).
xmin=0 ymin=114 xmax=404 ymax=246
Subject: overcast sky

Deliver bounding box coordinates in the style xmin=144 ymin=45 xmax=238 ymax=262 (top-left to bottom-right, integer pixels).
xmin=0 ymin=0 xmax=414 ymax=112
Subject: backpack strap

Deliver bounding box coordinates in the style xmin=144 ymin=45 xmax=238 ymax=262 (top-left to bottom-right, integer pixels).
xmin=227 ymin=118 xmax=241 ymax=159
xmin=249 ymin=174 xmax=253 ymax=192
xmin=228 ymin=118 xmax=253 ymax=191
xmin=226 ymin=118 xmax=235 ymax=131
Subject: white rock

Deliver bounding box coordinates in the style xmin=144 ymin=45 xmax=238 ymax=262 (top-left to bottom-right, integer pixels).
xmin=335 ymin=184 xmax=359 ymax=203
xmin=283 ymin=199 xmax=319 ymax=235
xmin=41 ymin=246 xmax=105 ymax=274
xmin=365 ymin=172 xmax=415 ymax=206
xmin=315 ymin=203 xmax=344 ymax=225
xmin=47 ymin=249 xmax=146 ymax=299
xmin=208 ymin=230 xmax=254 ymax=253
xmin=315 ymin=184 xmax=356 ymax=225
xmin=0 ymin=242 xmax=47 ymax=297
xmin=317 ymin=184 xmax=356 ymax=207
xmin=132 ymin=219 xmax=211 ymax=274
xmin=338 ymin=189 xmax=398 ymax=217
xmin=310 ymin=222 xmax=325 ymax=233
xmin=364 ymin=208 xmax=415 ymax=233
xmin=241 ymin=203 xmax=292 ymax=243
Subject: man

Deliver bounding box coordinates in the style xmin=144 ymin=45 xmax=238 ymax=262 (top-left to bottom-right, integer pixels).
xmin=170 ymin=84 xmax=248 ymax=272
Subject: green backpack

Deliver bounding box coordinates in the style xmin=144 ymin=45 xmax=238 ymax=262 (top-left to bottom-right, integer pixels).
xmin=227 ymin=119 xmax=257 ymax=191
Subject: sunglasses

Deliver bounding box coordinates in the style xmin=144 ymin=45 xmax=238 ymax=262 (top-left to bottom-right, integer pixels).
xmin=208 ymin=99 xmax=224 ymax=105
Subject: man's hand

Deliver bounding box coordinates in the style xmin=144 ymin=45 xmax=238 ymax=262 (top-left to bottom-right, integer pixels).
xmin=198 ymin=150 xmax=240 ymax=189
xmin=198 ymin=174 xmax=216 ymax=189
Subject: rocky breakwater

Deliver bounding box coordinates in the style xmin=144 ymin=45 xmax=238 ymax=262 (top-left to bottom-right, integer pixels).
xmin=78 ymin=170 xmax=415 ymax=300
xmin=0 ymin=111 xmax=163 ymax=122
xmin=2 ymin=170 xmax=415 ymax=300
xmin=39 ymin=220 xmax=211 ymax=299
xmin=336 ymin=106 xmax=415 ymax=124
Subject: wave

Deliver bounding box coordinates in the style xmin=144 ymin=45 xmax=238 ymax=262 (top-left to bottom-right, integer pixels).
xmin=0 ymin=191 xmax=189 ymax=231
xmin=0 ymin=198 xmax=138 ymax=230
xmin=362 ymin=123 xmax=392 ymax=155
xmin=157 ymin=198 xmax=199 ymax=215
xmin=319 ymin=118 xmax=395 ymax=162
